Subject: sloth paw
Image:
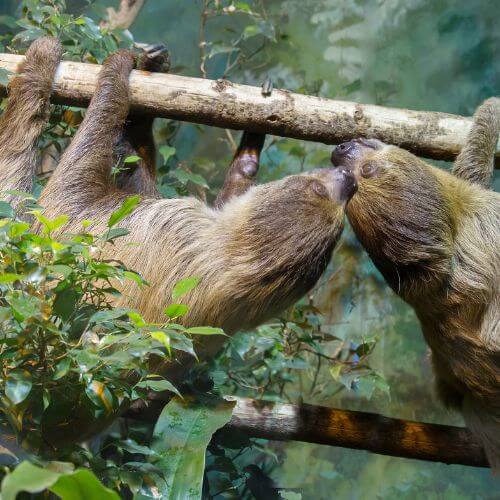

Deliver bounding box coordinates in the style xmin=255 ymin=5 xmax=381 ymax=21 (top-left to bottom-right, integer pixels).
xmin=135 ymin=43 xmax=171 ymax=73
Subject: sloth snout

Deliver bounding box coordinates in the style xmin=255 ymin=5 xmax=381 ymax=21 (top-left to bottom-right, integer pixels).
xmin=330 ymin=167 xmax=358 ymax=202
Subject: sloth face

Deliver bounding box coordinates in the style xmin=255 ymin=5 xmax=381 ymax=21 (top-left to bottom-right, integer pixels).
xmin=330 ymin=138 xmax=388 ymax=180
xmin=329 ymin=138 xmax=453 ymax=289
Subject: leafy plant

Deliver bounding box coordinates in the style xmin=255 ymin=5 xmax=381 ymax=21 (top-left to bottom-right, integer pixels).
xmin=0 ymin=197 xmax=206 ymax=448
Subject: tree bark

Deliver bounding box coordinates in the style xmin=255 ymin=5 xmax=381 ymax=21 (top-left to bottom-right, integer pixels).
xmin=0 ymin=53 xmax=498 ymax=163
xmin=126 ymin=396 xmax=488 ymax=468
xmin=100 ymin=0 xmax=146 ymax=30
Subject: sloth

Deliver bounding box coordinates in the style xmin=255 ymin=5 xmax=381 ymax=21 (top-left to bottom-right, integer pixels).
xmin=330 ymin=99 xmax=500 ymax=471
xmin=0 ymin=37 xmax=357 ymax=377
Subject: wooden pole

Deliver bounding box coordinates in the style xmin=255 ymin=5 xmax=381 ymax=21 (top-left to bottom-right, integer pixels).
xmin=126 ymin=396 xmax=488 ymax=468
xmin=0 ymin=53 xmax=497 ymax=163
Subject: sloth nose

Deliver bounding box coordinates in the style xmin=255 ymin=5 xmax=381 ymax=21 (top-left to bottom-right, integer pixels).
xmin=331 ymin=168 xmax=358 ymax=202
xmin=331 ymin=140 xmax=356 ymax=165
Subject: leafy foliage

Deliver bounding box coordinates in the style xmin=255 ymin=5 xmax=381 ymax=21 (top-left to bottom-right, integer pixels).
xmin=0 ymin=1 xmax=404 ymax=498
xmin=0 ymin=197 xmax=208 ymax=448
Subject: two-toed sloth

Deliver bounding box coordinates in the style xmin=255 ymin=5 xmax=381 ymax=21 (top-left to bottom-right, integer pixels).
xmin=0 ymin=38 xmax=356 ymax=376
xmin=331 ymin=100 xmax=500 ymax=471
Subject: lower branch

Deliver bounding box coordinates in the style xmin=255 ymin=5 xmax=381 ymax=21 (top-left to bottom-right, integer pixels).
xmin=126 ymin=396 xmax=488 ymax=468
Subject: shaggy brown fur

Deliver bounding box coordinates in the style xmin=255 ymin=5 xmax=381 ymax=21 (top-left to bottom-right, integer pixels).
xmin=0 ymin=39 xmax=356 ymax=379
xmin=0 ymin=37 xmax=62 ymax=207
xmin=331 ymin=98 xmax=500 ymax=471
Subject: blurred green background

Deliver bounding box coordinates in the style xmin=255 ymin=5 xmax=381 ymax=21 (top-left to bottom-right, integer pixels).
xmin=132 ymin=1 xmax=499 ymax=497
xmin=132 ymin=2 xmax=499 ymax=497
xmin=1 ymin=0 xmax=498 ymax=497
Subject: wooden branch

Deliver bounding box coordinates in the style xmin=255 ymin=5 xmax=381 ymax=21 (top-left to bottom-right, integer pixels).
xmin=0 ymin=53 xmax=498 ymax=163
xmin=126 ymin=396 xmax=488 ymax=468
xmin=100 ymin=0 xmax=146 ymax=30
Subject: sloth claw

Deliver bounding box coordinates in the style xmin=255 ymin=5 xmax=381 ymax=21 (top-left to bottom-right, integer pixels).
xmin=135 ymin=42 xmax=171 ymax=73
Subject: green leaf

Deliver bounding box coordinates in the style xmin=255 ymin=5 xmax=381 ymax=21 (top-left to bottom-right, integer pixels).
xmin=151 ymin=396 xmax=235 ymax=499
xmin=0 ymin=461 xmax=120 ymax=500
xmin=185 ymin=326 xmax=226 ymax=336
xmin=164 ymin=303 xmax=189 ymax=319
xmin=53 ymin=289 xmax=79 ymax=321
xmin=53 ymin=358 xmax=71 ymax=381
xmin=101 ymin=227 xmax=130 ymax=242
xmin=89 ymin=308 xmax=129 ymax=324
xmin=0 ymin=273 xmax=23 ymax=284
xmin=9 ymin=293 xmax=40 ymax=321
xmin=123 ymin=270 xmax=147 ymax=286
xmin=150 ymin=331 xmax=171 ymax=354
xmin=329 ymin=364 xmax=343 ymax=381
xmin=47 ymin=265 xmax=73 ymax=278
xmin=172 ymin=276 xmax=200 ymax=300
xmin=159 ymin=146 xmax=176 ymax=163
xmin=0 ymin=200 xmax=14 ymax=218
xmin=5 ymin=370 xmax=32 ymax=405
xmin=107 ymin=195 xmax=141 ymax=228
xmin=0 ymin=15 xmax=18 ymax=29
xmin=171 ymin=169 xmax=209 ymax=188
xmin=136 ymin=378 xmax=180 ymax=397
xmin=1 ymin=462 xmax=60 ymax=500
xmin=124 ymin=155 xmax=141 ymax=163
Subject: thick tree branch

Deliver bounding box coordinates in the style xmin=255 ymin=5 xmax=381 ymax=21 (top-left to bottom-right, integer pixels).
xmin=0 ymin=53 xmax=498 ymax=163
xmin=126 ymin=396 xmax=488 ymax=468
xmin=100 ymin=0 xmax=146 ymax=30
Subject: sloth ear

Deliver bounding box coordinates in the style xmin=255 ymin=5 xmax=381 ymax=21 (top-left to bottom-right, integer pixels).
xmin=360 ymin=161 xmax=379 ymax=178
xmin=311 ymin=180 xmax=329 ymax=198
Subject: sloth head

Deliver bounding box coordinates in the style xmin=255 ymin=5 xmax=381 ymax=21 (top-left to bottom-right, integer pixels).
xmin=330 ymin=139 xmax=454 ymax=294
xmin=220 ymin=167 xmax=357 ymax=325
xmin=245 ymin=166 xmax=357 ymax=244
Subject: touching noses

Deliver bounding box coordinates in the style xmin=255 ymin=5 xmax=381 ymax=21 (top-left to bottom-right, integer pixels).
xmin=331 ymin=167 xmax=357 ymax=202
xmin=330 ymin=140 xmax=357 ymax=166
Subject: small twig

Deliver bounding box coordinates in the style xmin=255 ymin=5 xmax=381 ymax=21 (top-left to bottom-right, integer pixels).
xmin=224 ymin=129 xmax=238 ymax=153
xmin=199 ymin=0 xmax=210 ymax=78
xmin=100 ymin=0 xmax=146 ymax=30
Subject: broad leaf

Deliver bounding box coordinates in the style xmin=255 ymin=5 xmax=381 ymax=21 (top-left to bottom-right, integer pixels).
xmin=149 ymin=396 xmax=235 ymax=499
xmin=0 ymin=462 xmax=119 ymax=500
xmin=5 ymin=370 xmax=32 ymax=404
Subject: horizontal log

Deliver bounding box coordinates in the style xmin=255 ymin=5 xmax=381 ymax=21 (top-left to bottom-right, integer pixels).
xmin=0 ymin=53 xmax=498 ymax=163
xmin=126 ymin=396 xmax=488 ymax=468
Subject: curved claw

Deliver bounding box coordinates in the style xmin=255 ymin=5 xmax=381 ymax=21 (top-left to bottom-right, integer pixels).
xmin=134 ymin=42 xmax=171 ymax=73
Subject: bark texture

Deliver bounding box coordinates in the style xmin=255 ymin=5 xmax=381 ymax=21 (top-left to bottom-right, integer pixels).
xmin=126 ymin=396 xmax=489 ymax=468
xmin=1 ymin=53 xmax=498 ymax=163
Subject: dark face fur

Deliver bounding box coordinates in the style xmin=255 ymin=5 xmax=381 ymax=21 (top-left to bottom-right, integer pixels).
xmin=330 ymin=139 xmax=454 ymax=298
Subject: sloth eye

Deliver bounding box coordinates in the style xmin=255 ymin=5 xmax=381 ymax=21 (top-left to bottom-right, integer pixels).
xmin=312 ymin=181 xmax=328 ymax=198
xmin=360 ymin=161 xmax=378 ymax=178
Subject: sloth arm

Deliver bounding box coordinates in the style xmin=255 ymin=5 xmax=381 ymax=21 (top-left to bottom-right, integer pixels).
xmin=114 ymin=45 xmax=171 ymax=199
xmin=214 ymin=132 xmax=265 ymax=208
xmin=452 ymin=97 xmax=500 ymax=188
xmin=40 ymin=49 xmax=136 ymax=212
xmin=0 ymin=37 xmax=62 ymax=202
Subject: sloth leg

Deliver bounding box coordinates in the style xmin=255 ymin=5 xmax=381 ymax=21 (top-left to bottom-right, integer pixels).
xmin=41 ymin=50 xmax=135 ymax=213
xmin=452 ymin=97 xmax=500 ymax=188
xmin=114 ymin=44 xmax=171 ymax=198
xmin=0 ymin=37 xmax=62 ymax=205
xmin=214 ymin=132 xmax=265 ymax=208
